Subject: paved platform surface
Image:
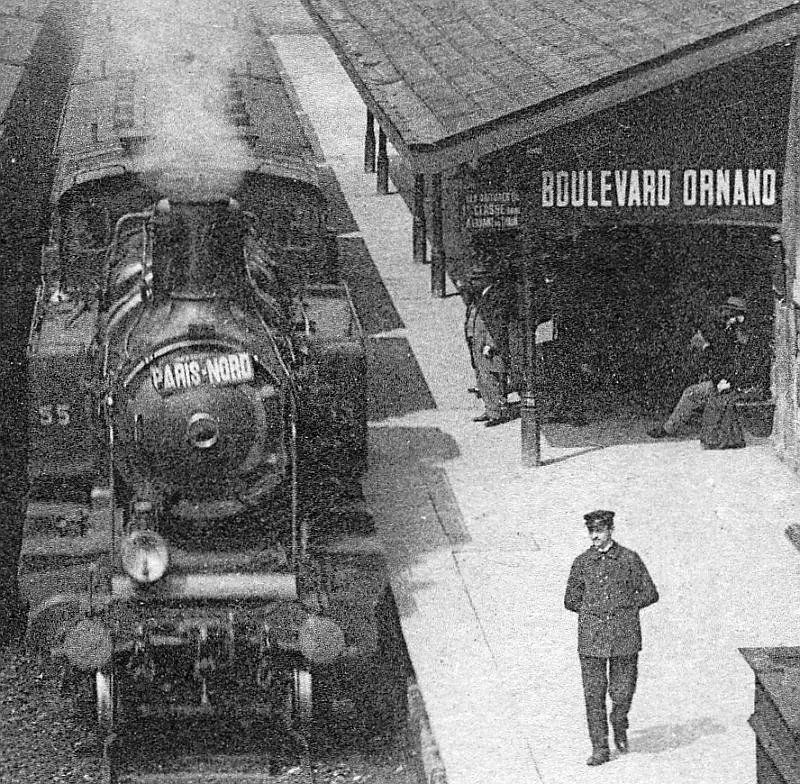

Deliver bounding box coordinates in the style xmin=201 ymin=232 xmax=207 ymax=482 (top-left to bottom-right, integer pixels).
xmin=265 ymin=10 xmax=800 ymax=784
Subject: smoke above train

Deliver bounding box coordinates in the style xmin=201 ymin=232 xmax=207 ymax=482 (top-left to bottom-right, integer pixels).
xmin=102 ymin=0 xmax=257 ymax=198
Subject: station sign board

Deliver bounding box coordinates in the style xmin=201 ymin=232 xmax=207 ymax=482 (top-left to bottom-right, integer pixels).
xmin=464 ymin=165 xmax=781 ymax=230
xmin=463 ymin=189 xmax=520 ymax=230
xmin=464 ymin=43 xmax=791 ymax=231
xmin=538 ymin=167 xmax=777 ymax=210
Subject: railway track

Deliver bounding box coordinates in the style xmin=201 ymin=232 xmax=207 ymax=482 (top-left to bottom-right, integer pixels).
xmin=42 ymin=584 xmax=412 ymax=784
xmin=1 ymin=586 xmax=418 ymax=784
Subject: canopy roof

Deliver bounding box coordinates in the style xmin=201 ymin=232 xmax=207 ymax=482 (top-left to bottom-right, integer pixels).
xmin=301 ymin=0 xmax=800 ymax=172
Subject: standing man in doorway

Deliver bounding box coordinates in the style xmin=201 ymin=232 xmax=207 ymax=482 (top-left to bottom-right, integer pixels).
xmin=565 ymin=510 xmax=659 ymax=765
xmin=466 ymin=279 xmax=518 ymax=427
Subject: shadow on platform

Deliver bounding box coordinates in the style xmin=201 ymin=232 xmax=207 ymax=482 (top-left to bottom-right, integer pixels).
xmin=368 ymin=425 xmax=460 ymax=465
xmin=318 ymin=165 xmax=360 ymax=235
xmin=542 ymin=410 xmax=769 ymax=452
xmin=339 ymin=237 xmax=404 ymax=335
xmin=367 ymin=337 xmax=436 ymax=420
xmin=365 ymin=425 xmax=466 ymax=619
xmin=542 ymin=415 xmax=658 ymax=450
xmin=630 ymin=717 xmax=727 ymax=754
xmin=318 ymin=164 xmax=404 ymax=335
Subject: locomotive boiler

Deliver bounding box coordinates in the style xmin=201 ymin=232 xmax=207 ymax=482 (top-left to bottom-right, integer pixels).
xmin=19 ymin=2 xmax=391 ymax=772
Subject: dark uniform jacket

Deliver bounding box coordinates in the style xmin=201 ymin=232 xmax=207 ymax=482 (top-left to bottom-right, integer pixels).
xmin=468 ymin=287 xmax=507 ymax=375
xmin=564 ymin=542 xmax=659 ymax=657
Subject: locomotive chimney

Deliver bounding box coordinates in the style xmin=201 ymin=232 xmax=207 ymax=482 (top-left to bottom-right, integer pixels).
xmin=151 ymin=198 xmax=249 ymax=301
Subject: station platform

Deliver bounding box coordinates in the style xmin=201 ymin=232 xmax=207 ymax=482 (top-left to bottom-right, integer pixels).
xmin=267 ymin=14 xmax=800 ymax=784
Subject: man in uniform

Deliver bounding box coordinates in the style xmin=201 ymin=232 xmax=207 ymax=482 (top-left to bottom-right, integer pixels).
xmin=564 ymin=510 xmax=659 ymax=765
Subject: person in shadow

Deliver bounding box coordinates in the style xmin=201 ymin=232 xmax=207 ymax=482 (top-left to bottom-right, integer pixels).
xmin=648 ymin=296 xmax=749 ymax=439
xmin=465 ymin=276 xmax=519 ymax=427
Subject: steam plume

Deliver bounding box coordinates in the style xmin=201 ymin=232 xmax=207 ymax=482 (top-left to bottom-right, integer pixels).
xmin=101 ymin=0 xmax=257 ymax=199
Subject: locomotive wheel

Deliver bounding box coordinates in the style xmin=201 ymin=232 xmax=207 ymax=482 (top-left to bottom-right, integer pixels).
xmin=100 ymin=749 xmax=117 ymax=784
xmin=95 ymin=668 xmax=120 ymax=784
xmin=293 ymin=667 xmax=314 ymax=725
xmin=95 ymin=669 xmax=116 ymax=735
xmin=309 ymin=666 xmax=336 ymax=730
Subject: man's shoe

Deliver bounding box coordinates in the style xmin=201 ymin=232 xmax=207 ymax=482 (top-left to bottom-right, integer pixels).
xmin=647 ymin=425 xmax=669 ymax=439
xmin=472 ymin=413 xmax=490 ymax=422
xmin=586 ymin=750 xmax=610 ymax=766
xmin=614 ymin=733 xmax=629 ymax=754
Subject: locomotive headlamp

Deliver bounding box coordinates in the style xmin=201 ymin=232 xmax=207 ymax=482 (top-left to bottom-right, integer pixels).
xmin=121 ymin=530 xmax=169 ymax=584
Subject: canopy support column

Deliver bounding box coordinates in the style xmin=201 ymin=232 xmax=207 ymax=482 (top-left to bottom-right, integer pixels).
xmin=364 ymin=109 xmax=376 ymax=174
xmin=520 ymin=254 xmax=541 ymax=467
xmin=377 ymin=127 xmax=389 ymax=195
xmin=413 ymin=174 xmax=427 ymax=264
xmin=430 ymin=173 xmax=446 ymax=297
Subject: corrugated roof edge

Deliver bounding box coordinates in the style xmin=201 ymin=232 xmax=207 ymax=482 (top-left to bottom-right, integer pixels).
xmin=299 ymin=0 xmax=448 ymax=153
xmin=301 ymin=0 xmax=800 ymax=173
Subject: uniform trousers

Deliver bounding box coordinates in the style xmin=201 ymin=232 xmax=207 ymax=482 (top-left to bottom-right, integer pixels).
xmin=579 ymin=654 xmax=638 ymax=751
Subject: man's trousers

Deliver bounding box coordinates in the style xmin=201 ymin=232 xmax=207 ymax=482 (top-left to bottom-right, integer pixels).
xmin=472 ymin=354 xmax=507 ymax=419
xmin=664 ymin=380 xmax=715 ymax=434
xmin=579 ymin=654 xmax=639 ymax=752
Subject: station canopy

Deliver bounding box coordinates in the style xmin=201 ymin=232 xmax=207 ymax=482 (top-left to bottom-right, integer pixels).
xmin=300 ymin=0 xmax=800 ymax=173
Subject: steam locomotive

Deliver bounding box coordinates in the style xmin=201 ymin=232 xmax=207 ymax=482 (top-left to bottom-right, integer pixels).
xmin=19 ymin=1 xmax=390 ymax=765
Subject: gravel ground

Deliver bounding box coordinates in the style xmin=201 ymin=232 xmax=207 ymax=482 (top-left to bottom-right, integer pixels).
xmin=0 ymin=643 xmax=418 ymax=784
xmin=0 ymin=645 xmax=104 ymax=783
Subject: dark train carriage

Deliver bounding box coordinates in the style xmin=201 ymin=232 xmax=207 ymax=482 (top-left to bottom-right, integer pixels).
xmin=19 ymin=4 xmax=389 ymax=772
xmin=0 ymin=0 xmax=85 ymax=638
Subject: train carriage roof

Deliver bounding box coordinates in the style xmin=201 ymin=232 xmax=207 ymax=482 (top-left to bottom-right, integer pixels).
xmin=52 ymin=5 xmax=320 ymax=203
